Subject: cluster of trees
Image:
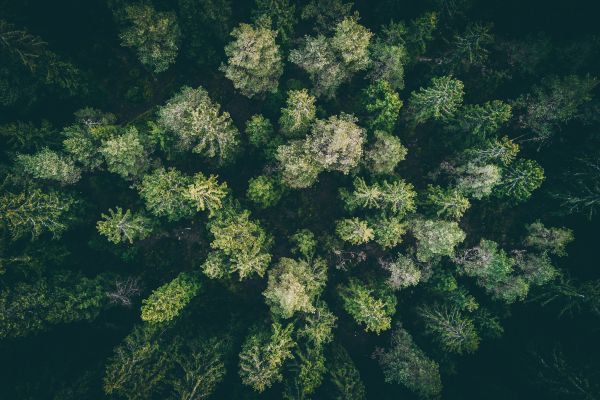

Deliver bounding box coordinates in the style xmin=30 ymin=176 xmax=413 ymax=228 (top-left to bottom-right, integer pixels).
xmin=1 ymin=0 xmax=599 ymax=399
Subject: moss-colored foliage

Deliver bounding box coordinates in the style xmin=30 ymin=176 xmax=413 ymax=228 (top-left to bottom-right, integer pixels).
xmin=247 ymin=175 xmax=284 ymax=209
xmin=0 ymin=272 xmax=111 ymax=339
xmin=252 ymin=0 xmax=297 ymax=45
xmin=336 ymin=218 xmax=374 ymax=245
xmin=372 ymin=214 xmax=407 ymax=249
xmin=524 ymin=221 xmax=574 ymax=256
xmin=418 ymin=304 xmax=480 ymax=354
xmin=141 ymin=272 xmax=201 ymax=323
xmin=495 ymin=159 xmax=545 ymax=203
xmin=100 ymin=126 xmax=148 ymax=179
xmin=263 ymin=257 xmax=327 ymax=318
xmin=239 ymin=322 xmax=295 ymax=392
xmin=246 ymin=114 xmax=274 ymax=148
xmin=221 ymin=22 xmax=283 ymax=98
xmin=97 ymin=207 xmax=152 ymax=244
xmin=424 ymin=185 xmax=471 ymax=220
xmin=203 ymin=209 xmax=272 ymax=280
xmin=375 ymin=325 xmax=442 ymax=398
xmin=452 ymin=100 xmax=512 ymax=139
xmin=157 ymin=86 xmax=240 ymax=164
xmin=276 ymin=140 xmax=321 ymax=189
xmin=339 ymin=278 xmax=397 ymax=334
xmin=409 ymin=76 xmax=464 ymax=123
xmin=279 ymin=89 xmax=316 ymax=137
xmin=139 ymin=168 xmax=194 ymax=221
xmin=341 ymin=177 xmax=416 ymax=216
xmin=0 ymin=189 xmax=76 ymax=240
xmin=411 ymin=219 xmax=466 ymax=262
xmin=16 ymin=148 xmax=81 ymax=185
xmin=119 ymin=4 xmax=181 ymax=73
xmin=364 ymin=131 xmax=407 ymax=175
xmin=185 ymin=172 xmax=228 ymax=215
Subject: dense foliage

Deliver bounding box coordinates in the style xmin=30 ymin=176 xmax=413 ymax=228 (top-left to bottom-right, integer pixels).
xmin=1 ymin=1 xmax=599 ymax=399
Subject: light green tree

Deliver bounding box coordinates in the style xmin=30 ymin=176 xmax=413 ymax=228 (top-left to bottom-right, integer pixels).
xmin=364 ymin=131 xmax=407 ymax=175
xmin=247 ymin=175 xmax=284 ymax=209
xmin=330 ymin=16 xmax=372 ymax=73
xmin=336 ymin=218 xmax=374 ymax=245
xmin=524 ymin=221 xmax=574 ymax=256
xmin=411 ymin=218 xmax=466 ymax=261
xmin=452 ymin=100 xmax=512 ymax=139
xmin=308 ymin=113 xmax=366 ymax=174
xmin=119 ymin=4 xmax=181 ymax=73
xmin=495 ymin=159 xmax=545 ymax=203
xmin=263 ymin=257 xmax=327 ymax=318
xmin=138 ymin=168 xmax=194 ymax=221
xmin=0 ymin=189 xmax=76 ymax=239
xmin=279 ymin=89 xmax=317 ymax=137
xmin=424 ymin=185 xmax=471 ymax=220
xmin=185 ymin=172 xmax=228 ymax=216
xmin=409 ymin=76 xmax=464 ymax=123
xmin=418 ymin=304 xmax=480 ymax=354
xmin=221 ymin=22 xmax=283 ymax=98
xmin=16 ymin=148 xmax=81 ymax=185
xmin=339 ymin=278 xmax=396 ymax=334
xmin=454 ymin=162 xmax=501 ymax=199
xmin=372 ymin=214 xmax=407 ymax=249
xmin=100 ymin=126 xmax=148 ymax=179
xmin=276 ymin=140 xmax=322 ymax=189
xmin=203 ymin=209 xmax=272 ymax=280
xmin=96 ymin=207 xmax=152 ymax=244
xmin=157 ymin=86 xmax=240 ymax=164
xmin=239 ymin=322 xmax=295 ymax=392
xmin=140 ymin=272 xmax=201 ymax=323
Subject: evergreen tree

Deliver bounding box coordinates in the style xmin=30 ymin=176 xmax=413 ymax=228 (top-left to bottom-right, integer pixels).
xmin=339 ymin=278 xmax=397 ymax=334
xmin=97 ymin=207 xmax=152 ymax=244
xmin=409 ymin=76 xmax=464 ymax=123
xmin=140 ymin=272 xmax=201 ymax=323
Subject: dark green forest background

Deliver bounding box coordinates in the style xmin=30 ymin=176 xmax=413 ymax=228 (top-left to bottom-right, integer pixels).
xmin=1 ymin=0 xmax=599 ymax=399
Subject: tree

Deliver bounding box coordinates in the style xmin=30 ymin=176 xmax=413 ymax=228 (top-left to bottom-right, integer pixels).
xmin=449 ymin=23 xmax=494 ymax=69
xmin=246 ymin=114 xmax=275 ymax=148
xmin=327 ymin=344 xmax=366 ymax=400
xmin=171 ymin=337 xmax=228 ymax=400
xmin=363 ymin=80 xmax=403 ymax=132
xmin=339 ymin=278 xmax=396 ymax=334
xmin=514 ymin=75 xmax=598 ymax=143
xmin=463 ymin=136 xmax=520 ymax=166
xmin=0 ymin=272 xmax=111 ymax=339
xmin=290 ymin=229 xmax=318 ymax=260
xmin=308 ymin=114 xmax=366 ymax=174
xmin=0 ymin=189 xmax=76 ymax=240
xmin=409 ymin=76 xmax=464 ymax=123
xmin=341 ymin=178 xmax=417 ymax=215
xmin=119 ymin=4 xmax=181 ymax=73
xmin=454 ymin=162 xmax=501 ymax=199
xmin=418 ymin=304 xmax=480 ymax=354
xmin=330 ymin=16 xmax=372 ymax=73
xmin=364 ymin=131 xmax=407 ymax=175
xmin=263 ymin=257 xmax=327 ymax=318
xmin=185 ymin=172 xmax=228 ymax=216
xmin=494 ymin=159 xmax=545 ymax=203
xmin=16 ymin=148 xmax=81 ymax=185
xmin=336 ymin=218 xmax=374 ymax=245
xmin=451 ymin=100 xmax=512 ymax=139
xmin=203 ymin=209 xmax=272 ymax=280
xmin=221 ymin=22 xmax=283 ymax=98
xmin=372 ymin=214 xmax=407 ymax=249
xmin=100 ymin=127 xmax=148 ymax=179
xmin=411 ymin=219 xmax=466 ymax=262
xmin=140 ymin=272 xmax=201 ymax=323
xmin=367 ymin=40 xmax=407 ymax=90
xmin=380 ymin=253 xmax=422 ymax=290
xmin=454 ymin=239 xmax=529 ymax=303
xmin=276 ymin=140 xmax=322 ymax=189
xmin=97 ymin=207 xmax=152 ymax=244
xmin=239 ymin=322 xmax=295 ymax=392
xmin=298 ymin=302 xmax=337 ymax=346
xmin=138 ymin=168 xmax=194 ymax=221
xmin=157 ymin=86 xmax=240 ymax=164
xmin=375 ymin=325 xmax=442 ymax=399
xmin=289 ymin=35 xmax=346 ymax=98
xmin=524 ymin=221 xmax=574 ymax=256
xmin=247 ymin=175 xmax=284 ymax=209
xmin=301 ymin=0 xmax=354 ymax=33
xmin=104 ymin=324 xmax=173 ymax=399
xmin=423 ymin=185 xmax=471 ymax=220
xmin=279 ymin=89 xmax=317 ymax=137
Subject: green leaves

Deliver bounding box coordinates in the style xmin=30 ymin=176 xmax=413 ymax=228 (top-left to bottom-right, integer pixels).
xmin=97 ymin=207 xmax=152 ymax=244
xmin=409 ymin=76 xmax=464 ymax=123
xmin=339 ymin=278 xmax=396 ymax=334
xmin=140 ymin=272 xmax=201 ymax=323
